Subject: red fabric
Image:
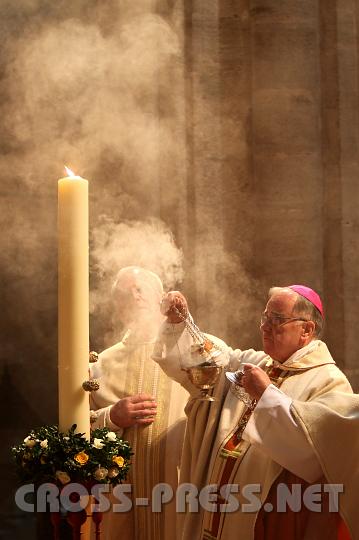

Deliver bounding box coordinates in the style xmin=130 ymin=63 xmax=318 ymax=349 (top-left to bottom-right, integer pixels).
xmin=254 ymin=471 xmax=344 ymax=540
xmin=338 ymin=518 xmax=351 ymax=540
xmin=255 ymin=472 xmax=310 ymax=540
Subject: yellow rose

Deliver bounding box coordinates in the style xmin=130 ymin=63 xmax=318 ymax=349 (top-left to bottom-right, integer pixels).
xmin=112 ymin=455 xmax=125 ymax=468
xmin=74 ymin=451 xmax=89 ymax=465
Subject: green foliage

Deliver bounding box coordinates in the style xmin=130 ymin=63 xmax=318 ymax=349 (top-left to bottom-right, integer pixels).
xmin=12 ymin=425 xmax=132 ymax=487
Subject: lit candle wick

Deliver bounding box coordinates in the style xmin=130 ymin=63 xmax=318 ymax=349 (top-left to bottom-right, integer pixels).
xmin=64 ymin=165 xmax=76 ymax=177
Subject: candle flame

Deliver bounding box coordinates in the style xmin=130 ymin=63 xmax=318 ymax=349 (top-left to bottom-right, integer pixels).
xmin=64 ymin=165 xmax=76 ymax=177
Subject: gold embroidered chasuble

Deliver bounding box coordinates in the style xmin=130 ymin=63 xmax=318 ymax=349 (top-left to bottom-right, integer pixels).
xmin=90 ymin=331 xmax=189 ymax=540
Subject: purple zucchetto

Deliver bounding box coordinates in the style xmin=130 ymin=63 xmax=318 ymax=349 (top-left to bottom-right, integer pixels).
xmin=288 ymin=285 xmax=324 ymax=317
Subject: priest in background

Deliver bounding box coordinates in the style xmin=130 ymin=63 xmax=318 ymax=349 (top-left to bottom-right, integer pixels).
xmin=153 ymin=285 xmax=358 ymax=540
xmin=90 ymin=266 xmax=188 ymax=540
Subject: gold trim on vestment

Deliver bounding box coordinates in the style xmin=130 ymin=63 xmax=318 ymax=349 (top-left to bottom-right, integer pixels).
xmin=121 ymin=338 xmax=173 ymax=540
xmin=202 ymin=352 xmax=337 ymax=540
xmin=203 ymin=364 xmax=291 ymax=540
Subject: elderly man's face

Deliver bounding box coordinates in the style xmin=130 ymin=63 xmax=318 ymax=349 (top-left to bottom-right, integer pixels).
xmin=260 ymin=290 xmax=308 ymax=362
xmin=114 ymin=273 xmax=160 ymax=325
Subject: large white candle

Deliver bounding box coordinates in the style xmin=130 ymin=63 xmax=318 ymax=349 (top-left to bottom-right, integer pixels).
xmin=58 ymin=167 xmax=90 ymax=438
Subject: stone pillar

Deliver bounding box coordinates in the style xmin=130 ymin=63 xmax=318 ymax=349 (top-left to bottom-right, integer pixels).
xmin=335 ymin=0 xmax=359 ymax=389
xmin=157 ymin=0 xmax=189 ymax=257
xmin=181 ymin=0 xmax=228 ymax=336
xmin=250 ymin=0 xmax=323 ymax=288
xmin=318 ymin=0 xmax=345 ymax=369
xmin=218 ymin=1 xmax=261 ymax=348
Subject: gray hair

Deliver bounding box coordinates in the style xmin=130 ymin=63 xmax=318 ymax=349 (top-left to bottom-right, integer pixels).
xmin=269 ymin=286 xmax=324 ymax=338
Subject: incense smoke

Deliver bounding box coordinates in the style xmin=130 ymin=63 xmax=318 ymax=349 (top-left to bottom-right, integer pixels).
xmin=0 ymin=2 xmax=185 ymax=420
xmin=90 ymin=217 xmax=184 ymax=348
xmin=0 ymin=1 xmax=259 ymax=420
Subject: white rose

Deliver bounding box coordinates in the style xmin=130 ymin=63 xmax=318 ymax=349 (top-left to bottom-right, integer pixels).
xmin=55 ymin=471 xmax=71 ymax=485
xmin=40 ymin=439 xmax=48 ymax=449
xmin=93 ymin=438 xmax=105 ymax=449
xmin=94 ymin=467 xmax=108 ymax=481
xmin=107 ymin=468 xmax=119 ymax=478
xmin=106 ymin=432 xmax=117 ymax=442
xmin=63 ymin=437 xmax=70 ymax=441
xmin=24 ymin=436 xmax=36 ymax=448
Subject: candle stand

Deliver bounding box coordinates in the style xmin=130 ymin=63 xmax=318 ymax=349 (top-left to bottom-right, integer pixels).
xmin=50 ymin=495 xmax=103 ymax=540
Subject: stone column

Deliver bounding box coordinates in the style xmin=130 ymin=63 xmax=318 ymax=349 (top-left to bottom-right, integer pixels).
xmin=335 ymin=0 xmax=359 ymax=389
xmin=218 ymin=1 xmax=261 ymax=347
xmin=180 ymin=0 xmax=228 ymax=336
xmin=318 ymin=0 xmax=345 ymax=369
xmin=250 ymin=0 xmax=323 ymax=287
xmin=157 ymin=0 xmax=189 ymax=257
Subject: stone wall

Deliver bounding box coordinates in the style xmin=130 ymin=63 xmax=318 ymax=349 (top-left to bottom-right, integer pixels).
xmin=0 ymin=1 xmax=358 ymax=538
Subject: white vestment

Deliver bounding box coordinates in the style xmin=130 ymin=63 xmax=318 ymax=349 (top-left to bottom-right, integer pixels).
xmin=152 ymin=322 xmax=359 ymax=540
xmin=89 ymin=330 xmax=189 ymax=540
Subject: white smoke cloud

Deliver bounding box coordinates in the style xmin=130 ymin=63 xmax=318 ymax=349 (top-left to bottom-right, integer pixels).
xmin=2 ymin=11 xmax=181 ymax=183
xmin=89 ymin=215 xmax=184 ymax=347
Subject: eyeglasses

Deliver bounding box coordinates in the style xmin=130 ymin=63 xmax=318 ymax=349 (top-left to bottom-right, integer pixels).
xmin=260 ymin=313 xmax=309 ymax=328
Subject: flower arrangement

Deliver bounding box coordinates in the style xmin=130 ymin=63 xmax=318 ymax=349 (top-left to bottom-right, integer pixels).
xmin=12 ymin=425 xmax=132 ymax=487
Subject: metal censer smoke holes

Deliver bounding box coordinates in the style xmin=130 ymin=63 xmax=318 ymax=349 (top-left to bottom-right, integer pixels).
xmin=169 ymin=304 xmax=224 ymax=401
xmin=226 ymin=371 xmax=256 ymax=409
